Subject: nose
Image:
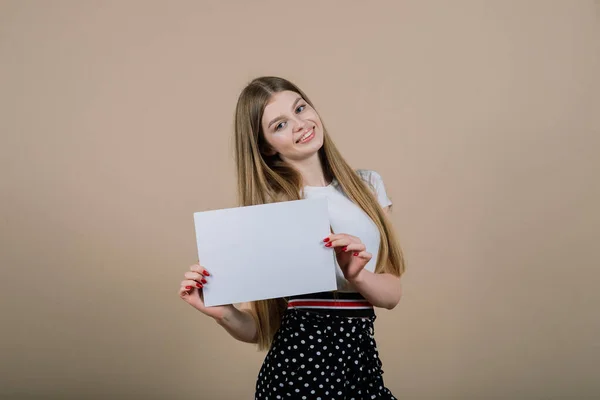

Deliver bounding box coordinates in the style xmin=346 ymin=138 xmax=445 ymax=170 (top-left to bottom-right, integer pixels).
xmin=291 ymin=116 xmax=308 ymax=132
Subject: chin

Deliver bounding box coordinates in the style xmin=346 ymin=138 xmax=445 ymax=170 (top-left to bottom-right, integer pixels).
xmin=309 ymin=135 xmax=324 ymax=152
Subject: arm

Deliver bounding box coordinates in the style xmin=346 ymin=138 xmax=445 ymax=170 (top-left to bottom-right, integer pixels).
xmin=214 ymin=303 xmax=258 ymax=344
xmin=352 ymin=206 xmax=402 ymax=309
xmin=344 ymin=173 xmax=402 ymax=309
xmin=349 ymin=270 xmax=402 ymax=310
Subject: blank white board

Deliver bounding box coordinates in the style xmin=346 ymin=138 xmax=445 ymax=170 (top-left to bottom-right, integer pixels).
xmin=193 ymin=198 xmax=336 ymax=307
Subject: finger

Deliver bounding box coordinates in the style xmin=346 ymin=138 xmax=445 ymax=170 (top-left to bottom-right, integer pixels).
xmin=353 ymin=251 xmax=372 ymax=260
xmin=181 ymin=279 xmax=203 ymax=289
xmin=325 ymin=237 xmax=352 ymax=249
xmin=179 ymin=286 xmax=205 ymax=305
xmin=190 ymin=263 xmax=211 ymax=277
xmin=323 ymin=233 xmax=356 ymax=243
xmin=341 ymin=243 xmax=366 ymax=253
xmin=184 ymin=271 xmax=208 ymax=284
xmin=179 ymin=286 xmax=192 ymax=297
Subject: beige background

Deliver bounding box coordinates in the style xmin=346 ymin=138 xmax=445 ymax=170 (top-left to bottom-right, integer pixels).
xmin=1 ymin=1 xmax=599 ymax=399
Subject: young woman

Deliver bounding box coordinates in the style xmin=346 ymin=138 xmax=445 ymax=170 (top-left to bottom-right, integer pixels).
xmin=179 ymin=76 xmax=406 ymax=399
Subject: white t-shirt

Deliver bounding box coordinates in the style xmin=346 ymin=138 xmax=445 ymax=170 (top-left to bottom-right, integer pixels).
xmin=302 ymin=170 xmax=392 ymax=292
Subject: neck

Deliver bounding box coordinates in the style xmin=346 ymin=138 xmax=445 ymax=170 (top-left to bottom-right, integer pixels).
xmin=283 ymin=152 xmax=329 ymax=187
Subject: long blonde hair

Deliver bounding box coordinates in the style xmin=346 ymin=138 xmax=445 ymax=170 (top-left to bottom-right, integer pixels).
xmin=233 ymin=76 xmax=405 ymax=350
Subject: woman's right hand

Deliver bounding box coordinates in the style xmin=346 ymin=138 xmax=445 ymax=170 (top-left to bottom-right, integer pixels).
xmin=179 ymin=262 xmax=234 ymax=321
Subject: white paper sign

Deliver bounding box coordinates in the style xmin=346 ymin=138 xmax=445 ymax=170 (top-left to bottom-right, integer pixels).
xmin=193 ymin=198 xmax=336 ymax=307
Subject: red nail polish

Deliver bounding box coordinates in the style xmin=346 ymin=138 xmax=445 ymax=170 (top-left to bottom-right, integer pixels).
xmin=196 ymin=283 xmax=203 ymax=288
xmin=202 ymin=270 xmax=210 ymax=276
xmin=323 ymin=238 xmax=330 ymax=242
xmin=185 ymin=286 xmax=192 ymax=289
xmin=201 ymin=278 xmax=207 ymax=284
xmin=325 ymin=243 xmax=332 ymax=247
xmin=342 ymin=247 xmax=347 ymax=251
xmin=353 ymin=252 xmax=359 ymax=256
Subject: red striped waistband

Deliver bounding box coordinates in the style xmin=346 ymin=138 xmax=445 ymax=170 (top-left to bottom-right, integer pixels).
xmin=288 ymin=299 xmax=373 ymax=310
xmin=285 ymin=292 xmax=374 ymax=317
xmin=287 ymin=298 xmax=373 ymax=310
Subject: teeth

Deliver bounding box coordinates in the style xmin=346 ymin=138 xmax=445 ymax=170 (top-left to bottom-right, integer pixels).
xmin=298 ymin=129 xmax=313 ymax=142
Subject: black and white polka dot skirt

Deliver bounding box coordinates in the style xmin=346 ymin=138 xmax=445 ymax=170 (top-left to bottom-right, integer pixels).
xmin=255 ymin=305 xmax=397 ymax=399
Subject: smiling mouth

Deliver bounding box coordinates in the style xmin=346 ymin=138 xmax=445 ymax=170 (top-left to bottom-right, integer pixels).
xmin=296 ymin=127 xmax=316 ymax=143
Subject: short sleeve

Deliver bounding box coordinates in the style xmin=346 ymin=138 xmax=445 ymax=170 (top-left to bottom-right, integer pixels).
xmin=356 ymin=169 xmax=392 ymax=208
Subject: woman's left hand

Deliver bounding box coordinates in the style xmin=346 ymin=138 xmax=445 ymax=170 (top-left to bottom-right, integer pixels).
xmin=323 ymin=233 xmax=372 ymax=282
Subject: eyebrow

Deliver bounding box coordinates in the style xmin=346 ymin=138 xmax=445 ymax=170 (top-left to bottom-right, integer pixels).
xmin=267 ymin=97 xmax=303 ymax=128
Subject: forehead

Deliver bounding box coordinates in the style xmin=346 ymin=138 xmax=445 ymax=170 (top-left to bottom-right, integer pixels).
xmin=262 ymin=90 xmax=302 ymax=119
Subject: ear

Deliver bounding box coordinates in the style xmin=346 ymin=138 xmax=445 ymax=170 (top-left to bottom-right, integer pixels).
xmin=260 ymin=141 xmax=278 ymax=156
xmin=258 ymin=133 xmax=277 ymax=156
xmin=263 ymin=146 xmax=277 ymax=156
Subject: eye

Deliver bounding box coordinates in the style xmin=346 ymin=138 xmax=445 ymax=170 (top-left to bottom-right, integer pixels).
xmin=275 ymin=121 xmax=286 ymax=131
xmin=296 ymin=104 xmax=306 ymax=113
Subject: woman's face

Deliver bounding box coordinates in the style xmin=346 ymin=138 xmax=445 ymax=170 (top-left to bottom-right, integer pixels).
xmin=260 ymin=90 xmax=324 ymax=162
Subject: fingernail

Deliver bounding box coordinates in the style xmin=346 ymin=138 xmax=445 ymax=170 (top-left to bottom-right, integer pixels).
xmin=353 ymin=252 xmax=359 ymax=256
xmin=342 ymin=247 xmax=347 ymax=251
xmin=323 ymin=238 xmax=330 ymax=242
xmin=201 ymin=278 xmax=207 ymax=284
xmin=325 ymin=243 xmax=332 ymax=247
xmin=202 ymin=270 xmax=210 ymax=276
xmin=185 ymin=286 xmax=192 ymax=289
xmin=196 ymin=283 xmax=203 ymax=288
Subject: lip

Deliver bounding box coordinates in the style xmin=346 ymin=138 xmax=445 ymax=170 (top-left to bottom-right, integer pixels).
xmin=296 ymin=127 xmax=315 ymax=144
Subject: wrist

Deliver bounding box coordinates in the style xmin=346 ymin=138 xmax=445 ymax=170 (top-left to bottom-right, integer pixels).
xmin=348 ymin=269 xmax=369 ymax=285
